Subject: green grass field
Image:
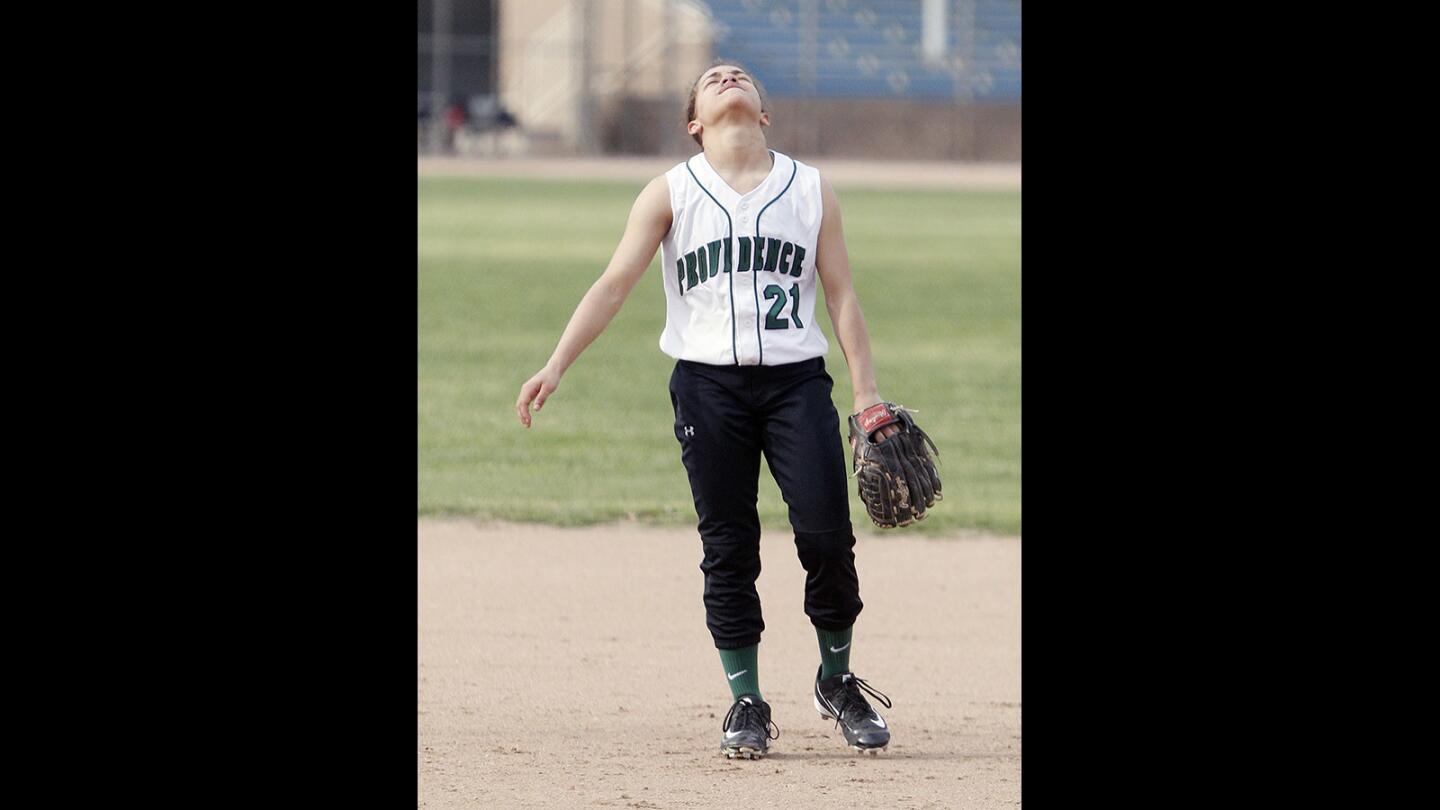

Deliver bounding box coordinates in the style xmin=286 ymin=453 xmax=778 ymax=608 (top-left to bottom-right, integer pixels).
xmin=419 ymin=175 xmax=1019 ymax=535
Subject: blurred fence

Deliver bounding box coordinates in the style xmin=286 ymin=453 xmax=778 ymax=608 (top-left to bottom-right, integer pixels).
xmin=710 ymin=0 xmax=1020 ymax=101
xmin=419 ymin=0 xmax=1020 ymax=161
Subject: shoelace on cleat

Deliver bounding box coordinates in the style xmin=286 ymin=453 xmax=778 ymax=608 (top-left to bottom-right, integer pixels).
xmin=722 ymin=698 xmax=781 ymax=741
xmin=826 ymin=675 xmax=893 ymax=730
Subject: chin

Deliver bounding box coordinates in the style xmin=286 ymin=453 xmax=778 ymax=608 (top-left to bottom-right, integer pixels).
xmin=717 ymin=94 xmax=758 ymax=113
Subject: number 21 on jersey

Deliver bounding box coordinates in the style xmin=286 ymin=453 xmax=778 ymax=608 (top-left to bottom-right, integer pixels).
xmin=763 ymin=283 xmax=804 ymax=330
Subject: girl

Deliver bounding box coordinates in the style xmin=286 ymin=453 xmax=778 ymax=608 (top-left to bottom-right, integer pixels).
xmin=516 ymin=61 xmax=896 ymax=759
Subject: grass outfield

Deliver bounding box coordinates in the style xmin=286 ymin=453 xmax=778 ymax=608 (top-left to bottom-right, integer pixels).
xmin=419 ymin=175 xmax=1019 ymax=535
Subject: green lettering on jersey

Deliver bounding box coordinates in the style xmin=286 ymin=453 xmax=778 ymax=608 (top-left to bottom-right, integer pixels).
xmin=777 ymin=241 xmax=795 ymax=276
xmin=789 ymin=244 xmax=806 ymax=277
xmin=684 ymin=251 xmax=699 ymax=290
xmin=764 ymin=238 xmax=782 ymax=273
xmin=706 ymin=239 xmax=723 ymax=280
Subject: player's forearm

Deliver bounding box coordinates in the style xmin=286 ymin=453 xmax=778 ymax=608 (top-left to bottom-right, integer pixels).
xmin=545 ymin=278 xmax=629 ymax=374
xmin=827 ymin=293 xmax=882 ymax=408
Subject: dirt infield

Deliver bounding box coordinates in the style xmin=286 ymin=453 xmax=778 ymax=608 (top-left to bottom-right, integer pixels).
xmin=417 ymin=156 xmax=1021 ymax=190
xmin=418 ymin=520 xmax=1020 ymax=808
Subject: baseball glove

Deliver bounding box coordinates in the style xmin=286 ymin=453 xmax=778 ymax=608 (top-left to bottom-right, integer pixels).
xmin=848 ymin=402 xmax=942 ymax=528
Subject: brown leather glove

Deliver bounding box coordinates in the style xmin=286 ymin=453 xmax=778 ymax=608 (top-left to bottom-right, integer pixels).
xmin=848 ymin=402 xmax=942 ymax=528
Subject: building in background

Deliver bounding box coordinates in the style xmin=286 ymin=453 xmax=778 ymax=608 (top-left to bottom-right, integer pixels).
xmin=419 ymin=0 xmax=1020 ymax=161
xmin=419 ymin=0 xmax=502 ymax=153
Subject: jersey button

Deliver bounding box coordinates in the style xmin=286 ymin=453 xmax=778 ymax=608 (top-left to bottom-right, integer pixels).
xmin=740 ymin=202 xmax=749 ymax=210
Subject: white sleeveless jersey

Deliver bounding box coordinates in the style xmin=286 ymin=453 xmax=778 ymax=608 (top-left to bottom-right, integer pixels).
xmin=658 ymin=150 xmax=828 ymax=366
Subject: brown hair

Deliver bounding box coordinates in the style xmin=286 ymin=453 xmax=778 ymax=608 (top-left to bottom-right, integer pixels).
xmin=685 ymin=59 xmax=768 ymax=147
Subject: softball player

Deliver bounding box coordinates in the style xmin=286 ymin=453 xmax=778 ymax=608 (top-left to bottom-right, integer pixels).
xmin=516 ymin=61 xmax=895 ymax=759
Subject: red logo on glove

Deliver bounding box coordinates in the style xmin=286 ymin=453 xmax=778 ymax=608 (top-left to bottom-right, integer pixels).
xmin=856 ymin=403 xmax=897 ymax=435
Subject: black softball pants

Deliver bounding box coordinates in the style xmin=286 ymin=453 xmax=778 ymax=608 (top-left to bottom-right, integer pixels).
xmin=669 ymin=357 xmax=863 ymax=650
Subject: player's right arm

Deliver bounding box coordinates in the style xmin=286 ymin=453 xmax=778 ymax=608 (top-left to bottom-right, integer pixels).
xmin=516 ymin=175 xmax=673 ymax=428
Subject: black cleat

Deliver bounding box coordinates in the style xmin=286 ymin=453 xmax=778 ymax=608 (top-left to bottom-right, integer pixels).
xmin=813 ymin=666 xmax=893 ymax=754
xmin=720 ymin=694 xmax=779 ymax=759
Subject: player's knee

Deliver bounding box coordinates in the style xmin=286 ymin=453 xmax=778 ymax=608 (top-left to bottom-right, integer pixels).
xmin=793 ymin=527 xmax=857 ymax=567
xmin=698 ymin=531 xmax=762 ymax=580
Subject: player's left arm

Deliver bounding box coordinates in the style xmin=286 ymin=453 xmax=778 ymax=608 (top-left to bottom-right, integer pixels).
xmin=815 ymin=175 xmax=899 ymax=441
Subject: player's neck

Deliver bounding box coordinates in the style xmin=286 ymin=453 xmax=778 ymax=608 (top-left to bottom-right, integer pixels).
xmin=700 ymin=125 xmax=772 ymax=178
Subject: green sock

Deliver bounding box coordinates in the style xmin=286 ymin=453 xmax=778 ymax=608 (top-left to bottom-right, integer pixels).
xmin=817 ymin=625 xmax=854 ymax=679
xmin=718 ymin=644 xmax=761 ymax=702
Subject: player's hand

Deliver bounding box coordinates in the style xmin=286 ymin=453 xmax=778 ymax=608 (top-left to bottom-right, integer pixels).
xmin=516 ymin=365 xmax=562 ymax=428
xmin=852 ymin=396 xmax=901 ymax=448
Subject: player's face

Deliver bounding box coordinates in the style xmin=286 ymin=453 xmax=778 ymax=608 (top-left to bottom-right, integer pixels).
xmin=693 ymin=65 xmax=765 ymax=123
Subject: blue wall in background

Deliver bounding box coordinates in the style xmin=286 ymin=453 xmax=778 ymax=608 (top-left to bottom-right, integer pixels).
xmin=708 ymin=0 xmax=1021 ymax=101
